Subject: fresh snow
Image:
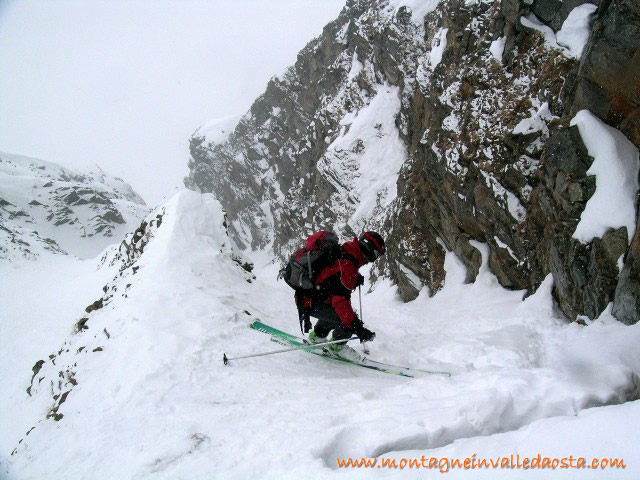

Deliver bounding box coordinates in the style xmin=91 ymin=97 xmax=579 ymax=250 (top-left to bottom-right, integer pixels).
xmin=489 ymin=36 xmax=506 ymax=63
xmin=512 ymin=102 xmax=555 ymax=136
xmin=348 ymin=52 xmax=364 ymax=81
xmin=321 ymin=84 xmax=407 ymax=229
xmin=570 ymin=110 xmax=640 ymax=244
xmin=442 ymin=112 xmax=460 ymax=133
xmin=377 ymin=400 xmax=640 ymax=479
xmin=521 ymin=6 xmax=596 ymax=60
xmin=556 ymin=4 xmax=598 ymax=59
xmin=3 ymin=190 xmax=640 ymax=479
xmin=388 ymin=0 xmax=442 ymax=26
xmin=428 ymin=28 xmax=448 ymax=70
xmin=193 ymin=114 xmax=243 ymax=145
xmin=349 ymin=85 xmax=407 ymax=226
xmin=0 ymin=253 xmax=120 ymax=456
xmin=520 ymin=14 xmax=563 ymax=52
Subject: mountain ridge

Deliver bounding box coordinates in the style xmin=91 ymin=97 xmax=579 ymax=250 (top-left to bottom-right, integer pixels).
xmin=186 ymin=0 xmax=640 ymax=324
xmin=0 ymin=151 xmax=148 ymax=260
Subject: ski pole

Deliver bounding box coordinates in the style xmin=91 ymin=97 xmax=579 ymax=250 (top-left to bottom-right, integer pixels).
xmin=223 ymin=336 xmax=358 ymax=365
xmin=359 ymin=286 xmax=370 ymax=355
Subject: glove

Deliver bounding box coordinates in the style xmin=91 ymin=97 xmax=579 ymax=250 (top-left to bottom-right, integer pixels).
xmin=357 ymin=326 xmax=375 ymax=343
xmin=355 ymin=274 xmax=365 ymax=288
xmin=352 ymin=316 xmax=376 ymax=343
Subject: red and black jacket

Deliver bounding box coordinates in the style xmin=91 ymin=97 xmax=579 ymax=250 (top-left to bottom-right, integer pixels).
xmin=313 ymin=236 xmax=367 ymax=329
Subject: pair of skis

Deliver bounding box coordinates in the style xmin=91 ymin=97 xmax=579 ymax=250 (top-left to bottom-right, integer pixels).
xmin=222 ymin=320 xmax=451 ymax=378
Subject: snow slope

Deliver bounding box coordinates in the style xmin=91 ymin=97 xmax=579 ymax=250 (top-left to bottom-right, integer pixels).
xmin=373 ymin=400 xmax=640 ymax=479
xmin=3 ymin=190 xmax=639 ymax=479
xmin=0 ymin=252 xmax=120 ymax=461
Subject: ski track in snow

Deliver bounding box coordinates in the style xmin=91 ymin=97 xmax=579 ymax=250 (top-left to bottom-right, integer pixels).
xmin=2 ymin=190 xmax=640 ymax=479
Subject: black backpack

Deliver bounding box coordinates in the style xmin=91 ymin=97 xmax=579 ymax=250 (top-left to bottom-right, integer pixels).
xmin=279 ymin=231 xmax=341 ymax=292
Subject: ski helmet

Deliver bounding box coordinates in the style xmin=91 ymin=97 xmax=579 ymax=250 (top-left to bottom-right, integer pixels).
xmin=359 ymin=231 xmax=386 ymax=262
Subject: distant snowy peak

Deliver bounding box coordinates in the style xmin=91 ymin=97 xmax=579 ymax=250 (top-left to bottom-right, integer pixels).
xmin=0 ymin=152 xmax=148 ymax=261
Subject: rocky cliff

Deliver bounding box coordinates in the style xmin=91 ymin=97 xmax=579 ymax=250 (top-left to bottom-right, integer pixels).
xmin=186 ymin=0 xmax=640 ymax=324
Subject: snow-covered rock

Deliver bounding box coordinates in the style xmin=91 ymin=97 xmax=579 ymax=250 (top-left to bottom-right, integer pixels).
xmin=570 ymin=110 xmax=640 ymax=244
xmin=186 ymin=0 xmax=640 ymax=324
xmin=556 ymin=4 xmax=598 ymax=59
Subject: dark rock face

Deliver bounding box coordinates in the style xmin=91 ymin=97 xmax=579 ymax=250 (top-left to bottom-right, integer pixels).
xmin=614 ymin=215 xmax=640 ymax=324
xmin=186 ymin=0 xmax=640 ymax=323
xmin=572 ymin=0 xmax=640 ymax=323
xmin=572 ymin=0 xmax=640 ymax=145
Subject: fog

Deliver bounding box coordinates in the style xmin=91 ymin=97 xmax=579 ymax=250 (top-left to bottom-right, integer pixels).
xmin=0 ymin=0 xmax=345 ymax=204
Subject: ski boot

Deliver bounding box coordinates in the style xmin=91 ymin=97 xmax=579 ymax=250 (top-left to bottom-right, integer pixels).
xmin=307 ymin=330 xmax=327 ymax=345
xmin=328 ymin=339 xmax=364 ymax=363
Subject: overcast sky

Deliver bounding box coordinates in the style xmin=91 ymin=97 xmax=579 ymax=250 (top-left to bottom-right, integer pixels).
xmin=0 ymin=0 xmax=345 ymax=205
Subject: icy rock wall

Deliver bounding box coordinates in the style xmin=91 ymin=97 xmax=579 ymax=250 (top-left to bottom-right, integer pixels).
xmin=186 ymin=0 xmax=640 ymax=324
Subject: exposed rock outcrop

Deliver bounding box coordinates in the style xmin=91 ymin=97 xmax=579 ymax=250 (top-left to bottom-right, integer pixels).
xmin=186 ymin=0 xmax=640 ymax=323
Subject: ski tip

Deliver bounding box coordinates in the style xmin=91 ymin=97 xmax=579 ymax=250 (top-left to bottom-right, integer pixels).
xmin=223 ymin=353 xmax=229 ymax=365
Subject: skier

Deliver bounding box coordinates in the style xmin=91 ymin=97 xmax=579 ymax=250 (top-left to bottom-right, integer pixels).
xmin=304 ymin=231 xmax=386 ymax=361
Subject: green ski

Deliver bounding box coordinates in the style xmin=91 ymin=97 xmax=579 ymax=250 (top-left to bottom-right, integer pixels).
xmin=249 ymin=320 xmax=451 ymax=378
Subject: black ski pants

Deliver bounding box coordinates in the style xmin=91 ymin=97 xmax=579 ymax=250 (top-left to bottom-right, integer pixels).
xmin=311 ymin=301 xmax=352 ymax=341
